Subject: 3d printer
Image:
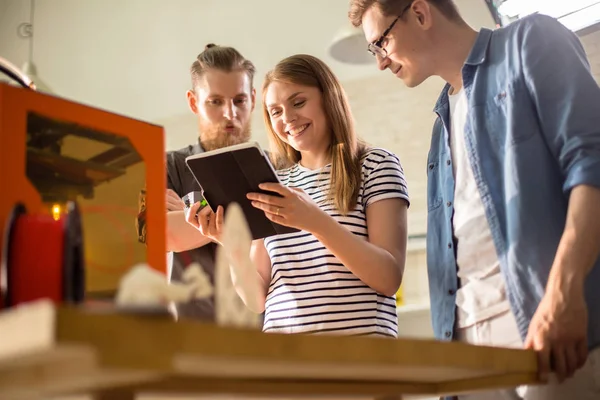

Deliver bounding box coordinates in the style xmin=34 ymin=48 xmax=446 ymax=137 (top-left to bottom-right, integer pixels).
xmin=0 ymin=57 xmax=167 ymax=309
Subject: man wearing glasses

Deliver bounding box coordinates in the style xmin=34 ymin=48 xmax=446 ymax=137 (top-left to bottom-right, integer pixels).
xmin=348 ymin=0 xmax=600 ymax=399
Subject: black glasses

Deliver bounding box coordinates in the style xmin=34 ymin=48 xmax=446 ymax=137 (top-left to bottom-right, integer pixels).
xmin=368 ymin=2 xmax=413 ymax=58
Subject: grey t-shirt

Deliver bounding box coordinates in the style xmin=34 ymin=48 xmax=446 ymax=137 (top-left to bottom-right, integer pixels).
xmin=166 ymin=142 xmax=217 ymax=321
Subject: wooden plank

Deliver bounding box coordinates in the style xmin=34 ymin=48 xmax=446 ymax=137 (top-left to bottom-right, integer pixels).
xmin=121 ymin=376 xmax=434 ymax=398
xmin=91 ymin=389 xmax=136 ymax=400
xmin=0 ymin=301 xmax=541 ymax=398
xmin=54 ymin=305 xmax=539 ymax=385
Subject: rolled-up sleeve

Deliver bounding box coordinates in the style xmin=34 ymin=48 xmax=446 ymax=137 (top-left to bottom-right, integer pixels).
xmin=521 ymin=15 xmax=600 ymax=193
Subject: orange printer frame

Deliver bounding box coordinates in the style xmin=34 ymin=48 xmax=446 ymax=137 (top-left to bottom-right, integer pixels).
xmin=0 ymin=82 xmax=167 ymax=280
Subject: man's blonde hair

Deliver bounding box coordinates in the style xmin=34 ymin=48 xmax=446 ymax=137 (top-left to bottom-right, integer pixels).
xmin=348 ymin=0 xmax=462 ymax=27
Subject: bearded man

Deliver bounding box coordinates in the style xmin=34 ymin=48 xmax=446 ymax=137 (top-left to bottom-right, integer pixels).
xmin=138 ymin=43 xmax=256 ymax=320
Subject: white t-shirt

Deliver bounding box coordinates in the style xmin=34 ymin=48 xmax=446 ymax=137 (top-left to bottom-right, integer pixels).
xmin=263 ymin=148 xmax=410 ymax=337
xmin=448 ymin=89 xmax=511 ymax=328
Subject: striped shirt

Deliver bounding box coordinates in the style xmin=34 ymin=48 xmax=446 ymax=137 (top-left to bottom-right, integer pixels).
xmin=263 ymin=148 xmax=410 ymax=337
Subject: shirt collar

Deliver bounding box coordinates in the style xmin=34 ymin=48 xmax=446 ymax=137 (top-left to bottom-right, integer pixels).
xmin=433 ymin=28 xmax=493 ymax=113
xmin=193 ymin=140 xmax=205 ymax=154
xmin=465 ymin=28 xmax=493 ymax=66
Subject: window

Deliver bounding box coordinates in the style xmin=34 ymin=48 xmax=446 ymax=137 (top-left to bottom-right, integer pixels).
xmin=494 ymin=0 xmax=600 ymax=32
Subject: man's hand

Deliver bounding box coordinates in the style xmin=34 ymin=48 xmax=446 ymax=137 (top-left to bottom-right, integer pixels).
xmin=524 ymin=279 xmax=588 ymax=383
xmin=167 ymin=189 xmax=185 ymax=211
xmin=524 ymin=186 xmax=600 ymax=384
xmin=185 ymin=202 xmax=225 ymax=245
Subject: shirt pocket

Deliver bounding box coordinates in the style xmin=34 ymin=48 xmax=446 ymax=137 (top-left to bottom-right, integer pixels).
xmin=427 ymin=159 xmax=443 ymax=211
xmin=479 ymin=80 xmax=536 ymax=148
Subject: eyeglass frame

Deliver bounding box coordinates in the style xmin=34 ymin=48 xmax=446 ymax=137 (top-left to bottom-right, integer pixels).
xmin=367 ymin=1 xmax=414 ymax=58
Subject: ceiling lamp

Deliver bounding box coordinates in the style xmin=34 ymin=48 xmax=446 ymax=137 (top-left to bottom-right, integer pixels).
xmin=328 ymin=24 xmax=375 ymax=65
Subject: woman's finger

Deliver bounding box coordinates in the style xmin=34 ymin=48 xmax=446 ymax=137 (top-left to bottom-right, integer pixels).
xmin=246 ymin=192 xmax=285 ymax=206
xmin=258 ymin=182 xmax=290 ymax=196
xmin=251 ymin=201 xmax=286 ymax=217
xmin=264 ymin=210 xmax=289 ymax=226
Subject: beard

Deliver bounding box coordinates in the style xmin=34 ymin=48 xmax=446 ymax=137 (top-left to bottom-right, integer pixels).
xmin=198 ymin=120 xmax=252 ymax=152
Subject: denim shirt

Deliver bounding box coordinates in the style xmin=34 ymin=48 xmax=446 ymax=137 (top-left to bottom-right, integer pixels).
xmin=427 ymin=13 xmax=600 ymax=350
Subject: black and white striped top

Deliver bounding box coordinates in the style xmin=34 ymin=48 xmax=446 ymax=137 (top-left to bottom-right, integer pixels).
xmin=263 ymin=148 xmax=410 ymax=337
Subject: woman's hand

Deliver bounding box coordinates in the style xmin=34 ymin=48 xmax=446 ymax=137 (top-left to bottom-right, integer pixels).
xmin=185 ymin=202 xmax=225 ymax=245
xmin=247 ymin=182 xmax=328 ymax=233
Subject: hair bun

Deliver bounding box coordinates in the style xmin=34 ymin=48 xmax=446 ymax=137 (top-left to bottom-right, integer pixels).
xmin=205 ymin=43 xmax=217 ymax=49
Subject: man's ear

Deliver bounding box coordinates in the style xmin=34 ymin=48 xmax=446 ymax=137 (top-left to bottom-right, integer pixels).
xmin=186 ymin=90 xmax=199 ymax=114
xmin=412 ymin=0 xmax=433 ymax=29
xmin=250 ymin=87 xmax=257 ymax=112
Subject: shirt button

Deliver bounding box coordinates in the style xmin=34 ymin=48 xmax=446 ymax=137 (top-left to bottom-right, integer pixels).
xmin=446 ymin=160 xmax=451 ymax=166
xmin=448 ymin=289 xmax=455 ymax=295
xmin=448 ymin=243 xmax=452 ymax=249
xmin=446 ymin=201 xmax=452 ymax=207
xmin=445 ymin=331 xmax=452 ymax=338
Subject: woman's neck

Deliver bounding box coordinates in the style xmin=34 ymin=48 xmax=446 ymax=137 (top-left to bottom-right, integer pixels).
xmin=299 ymin=151 xmax=331 ymax=171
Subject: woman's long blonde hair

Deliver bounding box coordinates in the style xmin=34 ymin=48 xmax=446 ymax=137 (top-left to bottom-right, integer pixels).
xmin=262 ymin=54 xmax=366 ymax=215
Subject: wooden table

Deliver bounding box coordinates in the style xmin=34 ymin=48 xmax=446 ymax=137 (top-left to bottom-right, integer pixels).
xmin=0 ymin=300 xmax=540 ymax=400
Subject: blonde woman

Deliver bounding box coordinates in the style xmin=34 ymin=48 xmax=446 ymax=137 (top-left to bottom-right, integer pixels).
xmin=187 ymin=54 xmax=409 ymax=338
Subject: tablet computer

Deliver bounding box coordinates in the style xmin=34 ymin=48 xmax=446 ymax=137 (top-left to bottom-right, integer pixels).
xmin=185 ymin=142 xmax=299 ymax=240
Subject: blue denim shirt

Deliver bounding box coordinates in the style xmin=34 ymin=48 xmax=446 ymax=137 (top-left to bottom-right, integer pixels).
xmin=427 ymin=14 xmax=600 ymax=350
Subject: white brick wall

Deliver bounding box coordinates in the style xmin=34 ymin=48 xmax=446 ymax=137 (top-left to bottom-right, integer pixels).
xmin=344 ymin=74 xmax=444 ymax=236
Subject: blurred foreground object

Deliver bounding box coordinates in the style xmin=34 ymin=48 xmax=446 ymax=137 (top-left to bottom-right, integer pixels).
xmin=115 ymin=263 xmax=213 ymax=307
